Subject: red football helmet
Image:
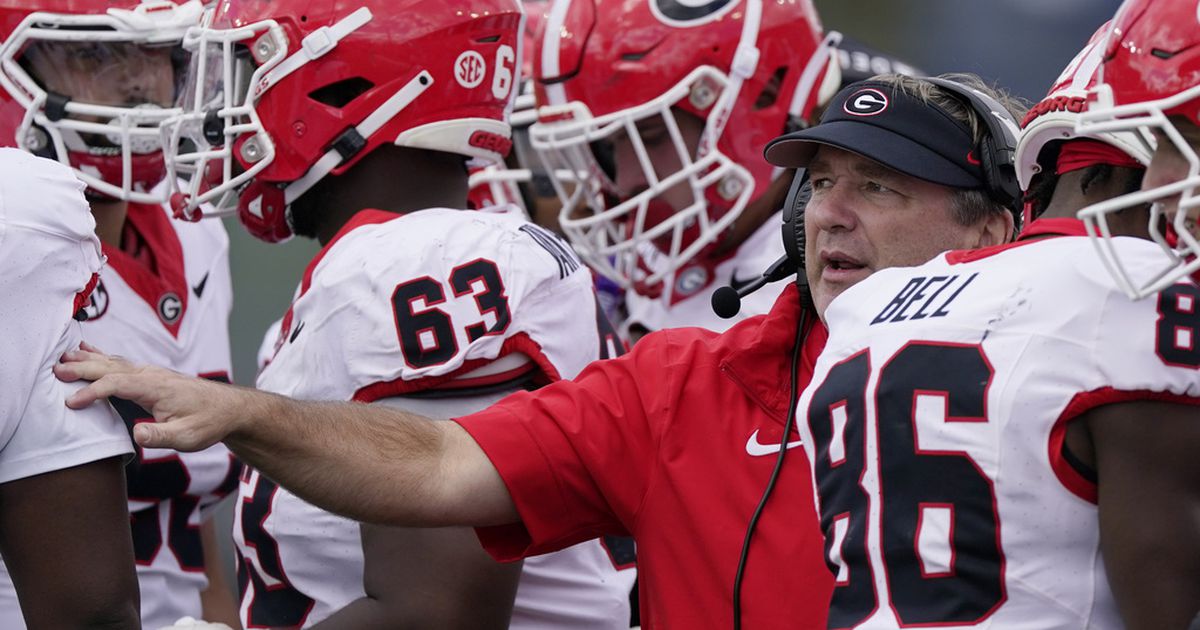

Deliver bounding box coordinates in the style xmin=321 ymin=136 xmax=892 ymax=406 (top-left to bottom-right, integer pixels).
xmin=528 ymin=0 xmax=840 ymax=294
xmin=162 ymin=0 xmax=525 ymax=242
xmin=466 ymin=0 xmax=550 ymax=214
xmin=1077 ymin=0 xmax=1200 ymax=298
xmin=1016 ymin=20 xmax=1150 ymax=192
xmin=468 ymin=163 xmax=529 ymax=212
xmin=0 ymin=0 xmax=203 ymax=203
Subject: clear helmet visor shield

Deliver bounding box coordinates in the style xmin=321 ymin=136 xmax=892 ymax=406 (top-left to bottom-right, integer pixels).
xmin=24 ymin=40 xmax=183 ymax=112
xmin=12 ymin=39 xmax=187 ymax=201
xmin=529 ymin=66 xmax=754 ymax=293
xmin=1076 ymin=86 xmax=1200 ymax=300
xmin=162 ymin=22 xmax=280 ymax=219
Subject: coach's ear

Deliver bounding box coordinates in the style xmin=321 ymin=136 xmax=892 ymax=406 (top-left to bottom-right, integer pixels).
xmin=975 ymin=208 xmax=1015 ymax=247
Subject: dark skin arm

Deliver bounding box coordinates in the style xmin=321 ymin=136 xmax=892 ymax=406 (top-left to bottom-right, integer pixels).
xmin=309 ymin=393 xmax=524 ymax=630
xmin=0 ymin=456 xmax=141 ymax=629
xmin=200 ymin=514 xmax=243 ymax=629
xmin=1068 ymin=400 xmax=1200 ymax=630
xmin=311 ymin=525 xmax=521 ymax=630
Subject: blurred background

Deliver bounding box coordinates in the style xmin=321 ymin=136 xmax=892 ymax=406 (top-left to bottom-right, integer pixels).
xmin=222 ymin=0 xmax=1125 ymax=385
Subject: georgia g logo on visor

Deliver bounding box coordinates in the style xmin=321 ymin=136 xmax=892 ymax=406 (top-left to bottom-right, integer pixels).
xmin=843 ymin=88 xmax=889 ymax=116
xmin=651 ymin=0 xmax=738 ymax=25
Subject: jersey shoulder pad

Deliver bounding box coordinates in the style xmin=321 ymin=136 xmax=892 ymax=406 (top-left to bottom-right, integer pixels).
xmin=283 ymin=210 xmax=596 ymax=398
xmin=0 ymin=148 xmax=97 ymax=243
xmin=313 ymin=210 xmax=585 ymax=303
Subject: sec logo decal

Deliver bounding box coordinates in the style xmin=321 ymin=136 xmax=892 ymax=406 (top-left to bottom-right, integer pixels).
xmin=455 ymin=51 xmax=487 ymax=89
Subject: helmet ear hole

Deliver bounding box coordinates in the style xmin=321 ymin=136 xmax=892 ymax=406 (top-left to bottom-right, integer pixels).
xmin=308 ymin=77 xmax=375 ymax=108
xmin=753 ymin=66 xmax=787 ymax=111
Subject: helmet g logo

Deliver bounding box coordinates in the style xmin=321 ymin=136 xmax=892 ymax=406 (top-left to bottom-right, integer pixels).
xmin=455 ymin=51 xmax=487 ymax=89
xmin=651 ymin=0 xmax=738 ymax=26
xmin=844 ymin=88 xmax=889 ymax=116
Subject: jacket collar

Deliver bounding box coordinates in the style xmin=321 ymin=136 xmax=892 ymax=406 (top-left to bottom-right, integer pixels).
xmin=720 ymin=284 xmax=827 ymax=424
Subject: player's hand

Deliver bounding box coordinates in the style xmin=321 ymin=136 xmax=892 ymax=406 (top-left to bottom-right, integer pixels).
xmin=55 ymin=343 xmax=250 ymax=452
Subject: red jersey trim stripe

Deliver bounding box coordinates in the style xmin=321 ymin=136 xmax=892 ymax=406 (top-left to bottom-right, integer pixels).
xmin=353 ymin=332 xmax=562 ymax=401
xmin=1047 ymin=387 xmax=1200 ymax=503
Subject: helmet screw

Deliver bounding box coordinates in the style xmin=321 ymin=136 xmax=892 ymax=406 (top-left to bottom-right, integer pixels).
xmin=240 ymin=136 xmax=265 ymax=163
xmin=23 ymin=127 xmax=49 ymax=152
xmin=292 ymin=121 xmax=307 ymax=137
xmin=253 ymin=35 xmax=277 ymax=63
xmin=689 ymin=80 xmax=717 ymax=111
xmin=717 ymin=175 xmax=743 ymax=200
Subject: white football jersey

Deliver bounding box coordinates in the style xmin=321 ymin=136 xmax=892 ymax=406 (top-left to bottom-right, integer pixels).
xmin=236 ymin=208 xmax=634 ymax=629
xmin=0 ymin=150 xmax=134 ymax=622
xmin=625 ymin=211 xmax=786 ymax=333
xmin=0 ymin=190 xmax=238 ymax=630
xmin=796 ymin=232 xmax=1200 ymax=629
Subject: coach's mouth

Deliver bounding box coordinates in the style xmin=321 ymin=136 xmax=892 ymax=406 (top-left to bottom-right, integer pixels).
xmin=819 ymin=250 xmax=870 ymax=286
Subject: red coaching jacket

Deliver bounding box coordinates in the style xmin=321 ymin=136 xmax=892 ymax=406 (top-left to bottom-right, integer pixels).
xmin=456 ymin=283 xmax=834 ymax=629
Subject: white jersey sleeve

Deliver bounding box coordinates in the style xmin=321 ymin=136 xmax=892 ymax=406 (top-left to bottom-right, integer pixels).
xmin=797 ymin=234 xmax=1200 ymax=630
xmin=0 ymin=148 xmax=132 ymax=484
xmin=1087 ymin=241 xmax=1200 ymax=395
xmin=0 ymin=179 xmax=238 ymax=630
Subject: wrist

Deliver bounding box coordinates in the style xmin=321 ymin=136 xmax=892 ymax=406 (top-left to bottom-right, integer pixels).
xmin=227 ymin=385 xmax=281 ymax=441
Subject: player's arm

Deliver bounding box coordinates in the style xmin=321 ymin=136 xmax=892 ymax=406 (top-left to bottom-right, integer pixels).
xmin=59 ymin=352 xmax=518 ymax=527
xmin=0 ymin=456 xmax=140 ymax=629
xmin=310 ymin=524 xmax=521 ymax=630
xmin=309 ymin=394 xmax=523 ymax=630
xmin=199 ymin=515 xmax=242 ymax=629
xmin=1082 ymin=400 xmax=1200 ymax=630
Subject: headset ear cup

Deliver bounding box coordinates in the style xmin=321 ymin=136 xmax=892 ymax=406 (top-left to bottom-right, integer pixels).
xmin=792 ymin=177 xmax=810 ymax=271
xmin=978 ymin=135 xmax=1021 ymax=228
xmin=978 ymin=136 xmax=1000 ymax=198
xmin=780 ymin=170 xmax=816 ymax=310
xmin=793 ymin=203 xmax=815 ymax=310
xmin=921 ymin=76 xmax=1023 ymax=226
xmin=780 ymin=169 xmax=806 ymax=267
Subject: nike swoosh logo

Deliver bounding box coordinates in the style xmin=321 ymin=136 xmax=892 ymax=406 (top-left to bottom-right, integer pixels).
xmin=289 ymin=321 xmax=305 ymax=344
xmin=192 ymin=272 xmax=210 ymax=298
xmin=730 ymin=270 xmax=758 ymax=293
xmin=745 ymin=429 xmax=803 ymax=457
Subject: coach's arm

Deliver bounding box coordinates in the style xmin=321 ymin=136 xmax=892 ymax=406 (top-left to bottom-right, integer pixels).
xmin=55 ymin=346 xmax=519 ymax=528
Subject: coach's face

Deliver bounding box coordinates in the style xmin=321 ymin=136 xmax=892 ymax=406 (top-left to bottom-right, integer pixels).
xmin=804 ymin=146 xmax=1006 ymax=318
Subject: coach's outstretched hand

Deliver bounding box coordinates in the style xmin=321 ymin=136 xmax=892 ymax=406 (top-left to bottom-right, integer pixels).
xmin=56 ymin=343 xmax=264 ymax=451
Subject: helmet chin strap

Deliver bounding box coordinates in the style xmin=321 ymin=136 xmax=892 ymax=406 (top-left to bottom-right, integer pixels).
xmin=280 ymin=70 xmax=435 ymax=206
xmin=262 ymin=7 xmax=374 ymax=91
xmin=697 ymin=0 xmax=761 ymax=158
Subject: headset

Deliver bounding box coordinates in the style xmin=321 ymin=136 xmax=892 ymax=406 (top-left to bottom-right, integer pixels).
xmin=923 ymin=76 xmax=1023 ymax=226
xmin=718 ymin=75 xmax=1022 ymax=629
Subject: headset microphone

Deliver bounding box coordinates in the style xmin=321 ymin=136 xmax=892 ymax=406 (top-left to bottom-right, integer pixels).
xmin=711 ymin=255 xmax=798 ymax=319
xmin=712 ymin=168 xmax=811 ymax=319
